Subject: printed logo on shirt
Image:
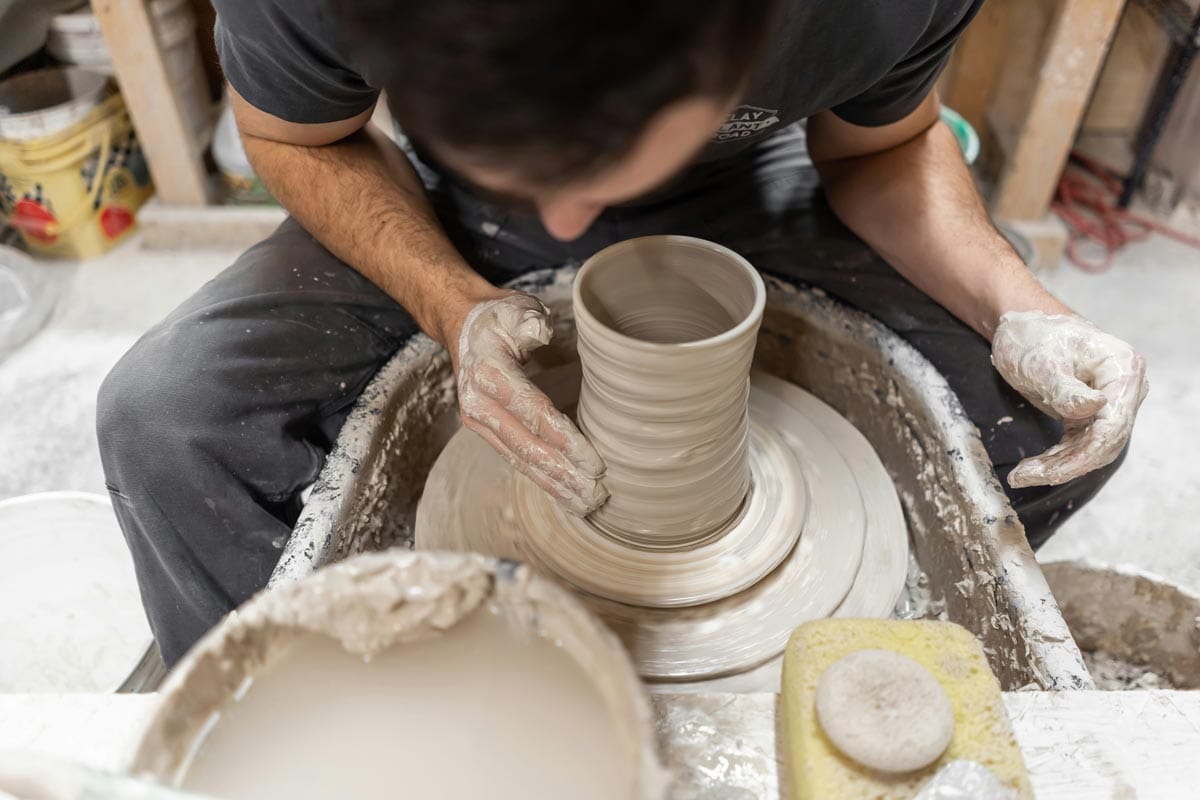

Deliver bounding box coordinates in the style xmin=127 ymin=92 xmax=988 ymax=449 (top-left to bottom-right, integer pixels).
xmin=714 ymin=105 xmax=781 ymax=142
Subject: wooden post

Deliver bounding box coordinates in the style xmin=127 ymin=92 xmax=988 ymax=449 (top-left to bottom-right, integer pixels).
xmin=991 ymin=0 xmax=1126 ymax=220
xmin=940 ymin=1 xmax=1014 ymax=136
xmin=91 ymin=0 xmax=211 ymax=206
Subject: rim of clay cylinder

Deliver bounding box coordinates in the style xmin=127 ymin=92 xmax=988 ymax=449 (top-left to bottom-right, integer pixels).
xmin=125 ymin=551 xmax=670 ymax=798
xmin=573 ymin=235 xmax=766 ymax=352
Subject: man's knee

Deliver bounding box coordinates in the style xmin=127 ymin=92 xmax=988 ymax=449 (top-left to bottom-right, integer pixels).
xmin=98 ymin=339 xmax=153 ymax=485
xmin=98 ymin=321 xmax=268 ymax=658
xmin=97 ymin=323 xmax=208 ymax=494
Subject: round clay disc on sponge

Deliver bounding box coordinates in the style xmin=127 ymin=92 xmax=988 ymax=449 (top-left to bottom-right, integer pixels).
xmin=815 ymin=649 xmax=954 ymax=773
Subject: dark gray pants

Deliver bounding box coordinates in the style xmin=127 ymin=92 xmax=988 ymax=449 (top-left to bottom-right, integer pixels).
xmin=97 ymin=126 xmax=1121 ymax=666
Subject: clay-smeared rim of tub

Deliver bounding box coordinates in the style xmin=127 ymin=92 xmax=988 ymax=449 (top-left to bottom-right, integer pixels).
xmin=573 ymin=235 xmax=766 ymax=353
xmin=126 ymin=551 xmax=671 ymax=799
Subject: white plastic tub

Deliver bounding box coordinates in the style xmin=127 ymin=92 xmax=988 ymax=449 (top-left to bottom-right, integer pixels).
xmin=0 ymin=67 xmax=109 ymax=141
xmin=46 ymin=0 xmax=212 ymax=145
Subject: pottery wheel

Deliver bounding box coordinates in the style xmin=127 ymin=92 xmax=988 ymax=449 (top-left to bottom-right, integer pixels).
xmin=416 ymin=363 xmax=908 ymax=680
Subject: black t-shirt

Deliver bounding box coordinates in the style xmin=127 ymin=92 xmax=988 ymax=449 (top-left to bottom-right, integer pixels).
xmin=214 ymin=0 xmax=981 ymax=160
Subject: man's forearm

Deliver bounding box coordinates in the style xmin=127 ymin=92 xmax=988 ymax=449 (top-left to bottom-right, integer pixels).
xmin=814 ymin=120 xmax=1069 ymax=340
xmin=242 ymin=125 xmax=498 ymax=348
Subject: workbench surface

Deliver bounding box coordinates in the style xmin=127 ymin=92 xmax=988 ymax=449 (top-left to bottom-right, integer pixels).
xmin=3 ymin=690 xmax=1198 ymax=798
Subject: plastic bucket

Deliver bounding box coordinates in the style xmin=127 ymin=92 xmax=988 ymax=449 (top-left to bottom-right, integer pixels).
xmin=0 ymin=492 xmax=156 ymax=693
xmin=0 ymin=90 xmax=153 ymax=259
xmin=48 ymin=0 xmax=193 ymax=63
xmin=46 ymin=0 xmax=212 ymax=144
xmin=940 ymin=106 xmax=980 ymax=166
xmin=0 ymin=67 xmax=109 ymax=141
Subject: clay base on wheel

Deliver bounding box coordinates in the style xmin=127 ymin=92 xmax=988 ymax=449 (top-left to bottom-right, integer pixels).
xmin=416 ymin=364 xmax=909 ymax=680
xmin=515 ymin=412 xmax=807 ymax=608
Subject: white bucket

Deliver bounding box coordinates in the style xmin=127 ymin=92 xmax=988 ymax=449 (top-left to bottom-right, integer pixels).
xmin=46 ymin=0 xmax=212 ymax=144
xmin=45 ymin=7 xmax=110 ymax=69
xmin=0 ymin=492 xmax=155 ymax=693
xmin=0 ymin=67 xmax=109 ymax=141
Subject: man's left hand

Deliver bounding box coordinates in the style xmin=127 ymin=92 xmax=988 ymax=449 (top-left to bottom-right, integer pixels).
xmin=991 ymin=311 xmax=1149 ymax=489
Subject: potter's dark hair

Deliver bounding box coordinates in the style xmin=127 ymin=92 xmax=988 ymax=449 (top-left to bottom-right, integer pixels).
xmin=334 ymin=0 xmax=777 ymax=185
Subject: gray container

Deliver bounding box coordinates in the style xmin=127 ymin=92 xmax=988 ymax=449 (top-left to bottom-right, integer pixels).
xmin=273 ymin=267 xmax=1091 ymax=691
xmin=1043 ymin=560 xmax=1200 ymax=689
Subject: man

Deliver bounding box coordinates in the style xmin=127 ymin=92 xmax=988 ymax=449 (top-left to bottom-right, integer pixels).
xmin=98 ymin=0 xmax=1148 ymax=666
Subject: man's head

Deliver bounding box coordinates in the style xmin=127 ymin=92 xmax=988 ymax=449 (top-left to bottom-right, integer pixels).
xmin=336 ymin=0 xmax=776 ymax=240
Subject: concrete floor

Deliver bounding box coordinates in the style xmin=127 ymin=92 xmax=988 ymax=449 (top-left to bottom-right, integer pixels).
xmin=0 ymin=243 xmax=237 ymax=502
xmin=1 ymin=219 xmax=1197 ymax=595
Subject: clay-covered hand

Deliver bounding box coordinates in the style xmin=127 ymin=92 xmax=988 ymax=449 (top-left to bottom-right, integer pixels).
xmin=991 ymin=311 xmax=1148 ymax=489
xmin=456 ymin=293 xmax=608 ymax=515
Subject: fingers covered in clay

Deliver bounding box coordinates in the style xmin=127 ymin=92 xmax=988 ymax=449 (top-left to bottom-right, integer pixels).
xmin=992 ymin=311 xmax=1148 ymax=489
xmin=462 ymin=392 xmax=608 ymax=513
xmin=456 ymin=294 xmax=608 ymax=515
xmin=1008 ymin=359 xmax=1148 ymax=488
xmin=477 ymin=360 xmax=606 ymax=479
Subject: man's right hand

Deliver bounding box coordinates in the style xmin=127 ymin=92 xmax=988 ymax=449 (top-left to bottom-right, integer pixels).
xmin=227 ymin=92 xmax=607 ymax=514
xmin=447 ymin=292 xmax=609 ymax=516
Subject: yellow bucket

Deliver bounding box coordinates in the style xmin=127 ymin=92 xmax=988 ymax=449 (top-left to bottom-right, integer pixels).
xmin=0 ymin=92 xmax=153 ymax=259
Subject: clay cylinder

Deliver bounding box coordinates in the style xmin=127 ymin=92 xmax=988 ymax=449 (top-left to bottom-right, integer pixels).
xmin=574 ymin=235 xmax=765 ymax=548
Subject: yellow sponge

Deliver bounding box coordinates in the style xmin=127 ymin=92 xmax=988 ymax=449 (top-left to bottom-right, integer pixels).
xmin=781 ymin=619 xmax=1032 ymax=799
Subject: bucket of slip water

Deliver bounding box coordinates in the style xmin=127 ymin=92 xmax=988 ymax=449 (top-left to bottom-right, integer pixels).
xmin=0 ymin=68 xmax=153 ymax=259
